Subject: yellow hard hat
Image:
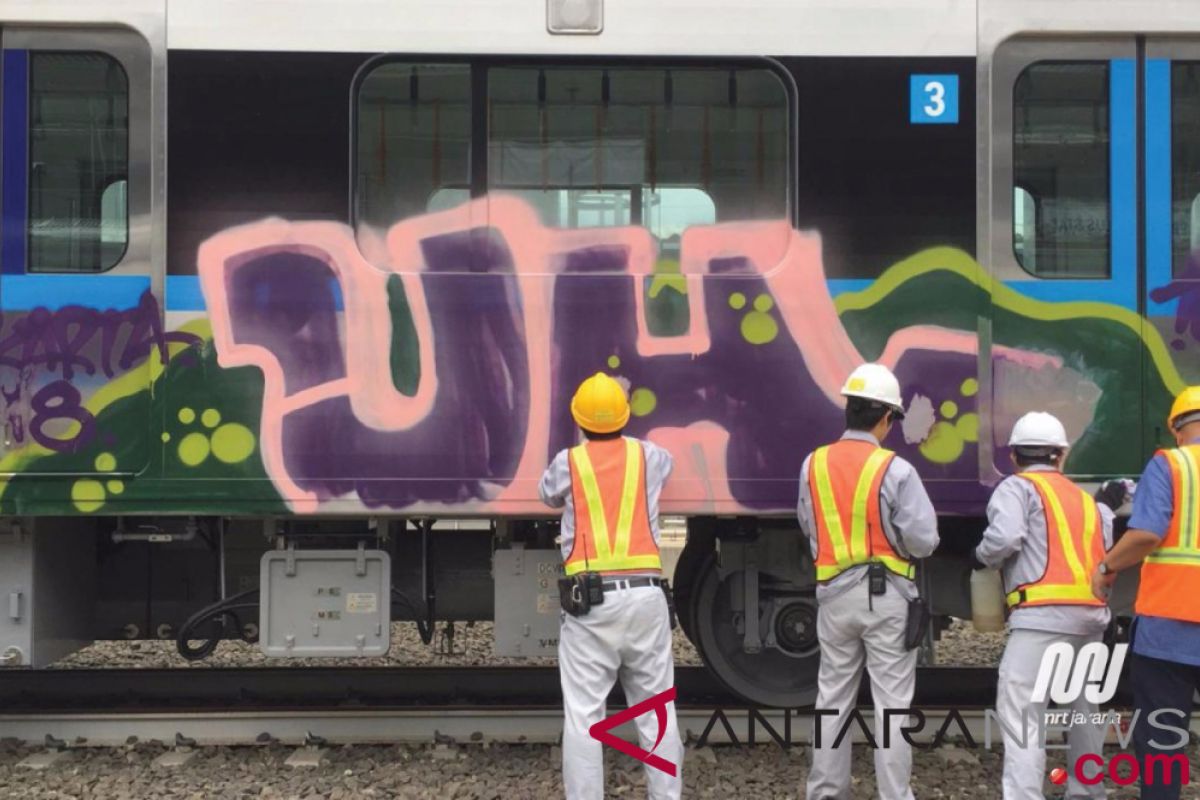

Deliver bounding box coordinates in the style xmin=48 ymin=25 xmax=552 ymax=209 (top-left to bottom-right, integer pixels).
xmin=1169 ymin=386 xmax=1200 ymax=430
xmin=570 ymin=372 xmax=630 ymax=434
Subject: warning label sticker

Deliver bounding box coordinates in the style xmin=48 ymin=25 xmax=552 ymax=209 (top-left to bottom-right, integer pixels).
xmin=346 ymin=592 xmax=378 ymax=614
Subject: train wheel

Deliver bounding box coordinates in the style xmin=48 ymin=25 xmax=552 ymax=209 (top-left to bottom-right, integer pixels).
xmin=690 ymin=552 xmax=820 ymax=708
xmin=670 ymin=522 xmax=716 ymax=642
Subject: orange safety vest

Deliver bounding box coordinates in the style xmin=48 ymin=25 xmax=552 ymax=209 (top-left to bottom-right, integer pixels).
xmin=1136 ymin=445 xmax=1200 ymax=623
xmin=808 ymin=439 xmax=913 ymax=582
xmin=564 ymin=437 xmax=662 ymax=576
xmin=1005 ymin=471 xmax=1106 ymax=609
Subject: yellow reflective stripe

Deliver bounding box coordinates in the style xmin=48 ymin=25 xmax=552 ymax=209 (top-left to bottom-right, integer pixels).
xmin=612 ymin=554 xmax=662 ymax=570
xmin=1146 ymin=547 xmax=1200 ymax=564
xmin=570 ymin=445 xmax=613 ymax=563
xmin=1024 ymin=473 xmax=1088 ymax=588
xmin=1080 ymin=492 xmax=1098 ymax=572
xmin=1007 ymin=583 xmax=1099 ymax=608
xmin=875 ymin=554 xmax=915 ymax=579
xmin=1178 ymin=447 xmax=1200 ymax=550
xmin=850 ymin=449 xmax=893 ymax=564
xmin=1166 ymin=450 xmax=1190 ymax=551
xmin=815 ymin=564 xmax=841 ymax=581
xmin=812 ymin=447 xmax=850 ymax=566
xmin=612 ymin=438 xmax=641 ymax=562
xmin=816 ymin=555 xmax=911 ymax=583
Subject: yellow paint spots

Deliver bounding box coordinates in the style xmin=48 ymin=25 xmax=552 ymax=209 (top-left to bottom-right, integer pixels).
xmin=211 ymin=423 xmax=256 ymax=464
xmin=920 ymin=421 xmax=965 ymax=464
xmin=753 ymin=294 xmax=775 ymax=313
xmin=106 ymin=480 xmax=125 ymax=495
xmin=71 ymin=479 xmax=106 ymax=513
xmin=956 ymin=412 xmax=980 ymax=443
xmin=961 ymin=378 xmax=979 ymax=397
xmin=178 ymin=432 xmax=210 ymax=467
xmin=161 ymin=432 xmax=171 ymax=443
xmin=630 ymin=388 xmax=657 ymax=417
xmin=0 ymin=318 xmax=214 ymax=498
xmin=201 ymin=408 xmax=221 ymax=429
xmin=940 ymin=400 xmax=959 ymax=419
xmin=741 ymin=312 xmax=779 ymax=345
xmin=729 ymin=292 xmax=747 ymax=310
xmin=178 ymin=407 xmax=196 ymax=425
xmin=94 ymin=452 xmax=116 ymax=472
xmin=607 ymin=355 xmax=621 ymax=369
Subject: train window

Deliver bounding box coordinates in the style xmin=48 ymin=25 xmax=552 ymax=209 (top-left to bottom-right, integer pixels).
xmin=486 ymin=65 xmax=788 ymax=246
xmin=1013 ymin=186 xmax=1037 ymax=268
xmin=28 ymin=52 xmax=128 ymax=272
xmin=1172 ymin=62 xmax=1200 ymax=276
xmin=355 ymin=63 xmax=471 ymax=233
xmin=1012 ymin=61 xmax=1110 ymax=278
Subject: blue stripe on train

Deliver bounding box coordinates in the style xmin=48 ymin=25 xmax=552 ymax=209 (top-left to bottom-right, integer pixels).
xmin=2 ymin=50 xmax=28 ymax=276
xmin=1145 ymin=58 xmax=1174 ymax=316
xmin=0 ymin=274 xmax=151 ymax=311
xmin=164 ymin=274 xmax=344 ymax=312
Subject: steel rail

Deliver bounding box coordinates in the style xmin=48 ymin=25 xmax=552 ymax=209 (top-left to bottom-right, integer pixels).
xmin=0 ymin=666 xmax=1005 ymax=712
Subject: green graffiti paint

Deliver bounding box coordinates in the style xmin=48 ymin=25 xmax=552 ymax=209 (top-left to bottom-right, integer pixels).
xmin=387 ymin=274 xmax=422 ymax=397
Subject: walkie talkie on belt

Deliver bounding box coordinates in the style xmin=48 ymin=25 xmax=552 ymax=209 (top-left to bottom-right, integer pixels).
xmin=868 ymin=562 xmax=887 ymax=595
xmin=558 ymin=572 xmax=605 ymax=616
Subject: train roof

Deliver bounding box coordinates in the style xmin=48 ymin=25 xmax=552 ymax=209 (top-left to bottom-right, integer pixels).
xmin=6 ymin=1 xmax=1200 ymax=59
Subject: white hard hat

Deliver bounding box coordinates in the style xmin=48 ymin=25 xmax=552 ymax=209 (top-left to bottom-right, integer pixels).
xmin=840 ymin=363 xmax=904 ymax=412
xmin=1008 ymin=412 xmax=1070 ymax=448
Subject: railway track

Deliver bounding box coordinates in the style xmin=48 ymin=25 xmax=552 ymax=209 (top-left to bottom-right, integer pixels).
xmin=0 ymin=665 xmax=1002 ymax=711
xmin=0 ymin=665 xmax=1009 ymax=748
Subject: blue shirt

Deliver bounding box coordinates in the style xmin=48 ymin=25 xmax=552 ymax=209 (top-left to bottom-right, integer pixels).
xmin=1127 ymin=446 xmax=1200 ymax=667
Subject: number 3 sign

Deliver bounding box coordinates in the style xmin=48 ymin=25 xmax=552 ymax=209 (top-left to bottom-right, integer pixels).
xmin=910 ymin=74 xmax=959 ymax=124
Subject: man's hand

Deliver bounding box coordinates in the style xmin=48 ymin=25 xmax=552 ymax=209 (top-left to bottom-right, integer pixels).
xmin=1092 ymin=566 xmax=1116 ymax=600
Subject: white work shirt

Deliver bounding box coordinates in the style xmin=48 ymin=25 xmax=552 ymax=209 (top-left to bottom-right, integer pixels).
xmin=538 ymin=437 xmax=674 ymax=568
xmin=797 ymin=430 xmax=940 ymax=602
xmin=974 ymin=464 xmax=1113 ymax=636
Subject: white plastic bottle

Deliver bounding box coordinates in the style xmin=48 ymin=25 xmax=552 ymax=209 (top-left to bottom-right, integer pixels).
xmin=970 ymin=569 xmax=1006 ymax=633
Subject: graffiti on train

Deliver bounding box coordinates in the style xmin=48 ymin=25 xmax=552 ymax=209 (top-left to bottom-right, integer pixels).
xmin=191 ymin=197 xmax=1090 ymax=514
xmin=1150 ymin=254 xmax=1200 ymax=352
xmin=0 ymin=291 xmax=200 ymax=452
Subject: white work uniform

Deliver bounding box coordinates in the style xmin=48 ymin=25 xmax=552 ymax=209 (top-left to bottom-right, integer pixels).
xmin=797 ymin=430 xmax=940 ymax=800
xmin=539 ymin=438 xmax=682 ymax=800
xmin=975 ymin=465 xmax=1113 ymax=800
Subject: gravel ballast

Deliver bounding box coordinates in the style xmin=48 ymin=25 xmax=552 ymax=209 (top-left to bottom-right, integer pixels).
xmin=52 ymin=616 xmax=1002 ymax=671
xmin=1 ymin=739 xmax=1195 ymax=799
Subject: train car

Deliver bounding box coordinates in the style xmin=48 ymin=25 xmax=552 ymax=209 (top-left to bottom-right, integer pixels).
xmin=0 ymin=0 xmax=1192 ymax=707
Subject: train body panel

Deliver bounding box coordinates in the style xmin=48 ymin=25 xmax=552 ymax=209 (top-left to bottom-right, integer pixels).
xmin=0 ymin=0 xmax=1192 ymax=702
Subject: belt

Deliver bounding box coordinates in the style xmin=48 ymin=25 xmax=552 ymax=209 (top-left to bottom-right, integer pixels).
xmin=602 ymin=577 xmax=663 ymax=591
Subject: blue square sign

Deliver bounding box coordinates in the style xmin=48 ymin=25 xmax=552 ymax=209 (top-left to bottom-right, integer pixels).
xmin=910 ymin=74 xmax=959 ymax=124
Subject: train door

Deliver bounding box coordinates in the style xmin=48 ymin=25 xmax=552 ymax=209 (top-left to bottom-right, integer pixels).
xmin=985 ymin=36 xmax=1152 ymax=481
xmin=0 ymin=20 xmax=162 ymax=478
xmin=1143 ymin=40 xmax=1200 ymax=450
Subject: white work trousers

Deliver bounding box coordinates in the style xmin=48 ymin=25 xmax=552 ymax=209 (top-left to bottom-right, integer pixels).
xmin=997 ymin=629 xmax=1107 ymax=800
xmin=807 ymin=579 xmax=917 ymax=800
xmin=559 ymin=584 xmax=683 ymax=800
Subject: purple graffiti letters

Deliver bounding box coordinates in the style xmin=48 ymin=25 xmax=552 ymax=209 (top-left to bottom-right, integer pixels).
xmin=0 ymin=290 xmax=200 ymax=453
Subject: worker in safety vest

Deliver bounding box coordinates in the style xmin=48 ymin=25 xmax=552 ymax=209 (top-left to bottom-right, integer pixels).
xmin=1092 ymin=386 xmax=1200 ymax=799
xmin=798 ymin=363 xmax=939 ymax=800
xmin=538 ymin=372 xmax=682 ymax=800
xmin=974 ymin=412 xmax=1116 ymax=800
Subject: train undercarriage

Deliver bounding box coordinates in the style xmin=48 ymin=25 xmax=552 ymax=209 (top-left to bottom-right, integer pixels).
xmin=0 ymin=512 xmax=1083 ymax=709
